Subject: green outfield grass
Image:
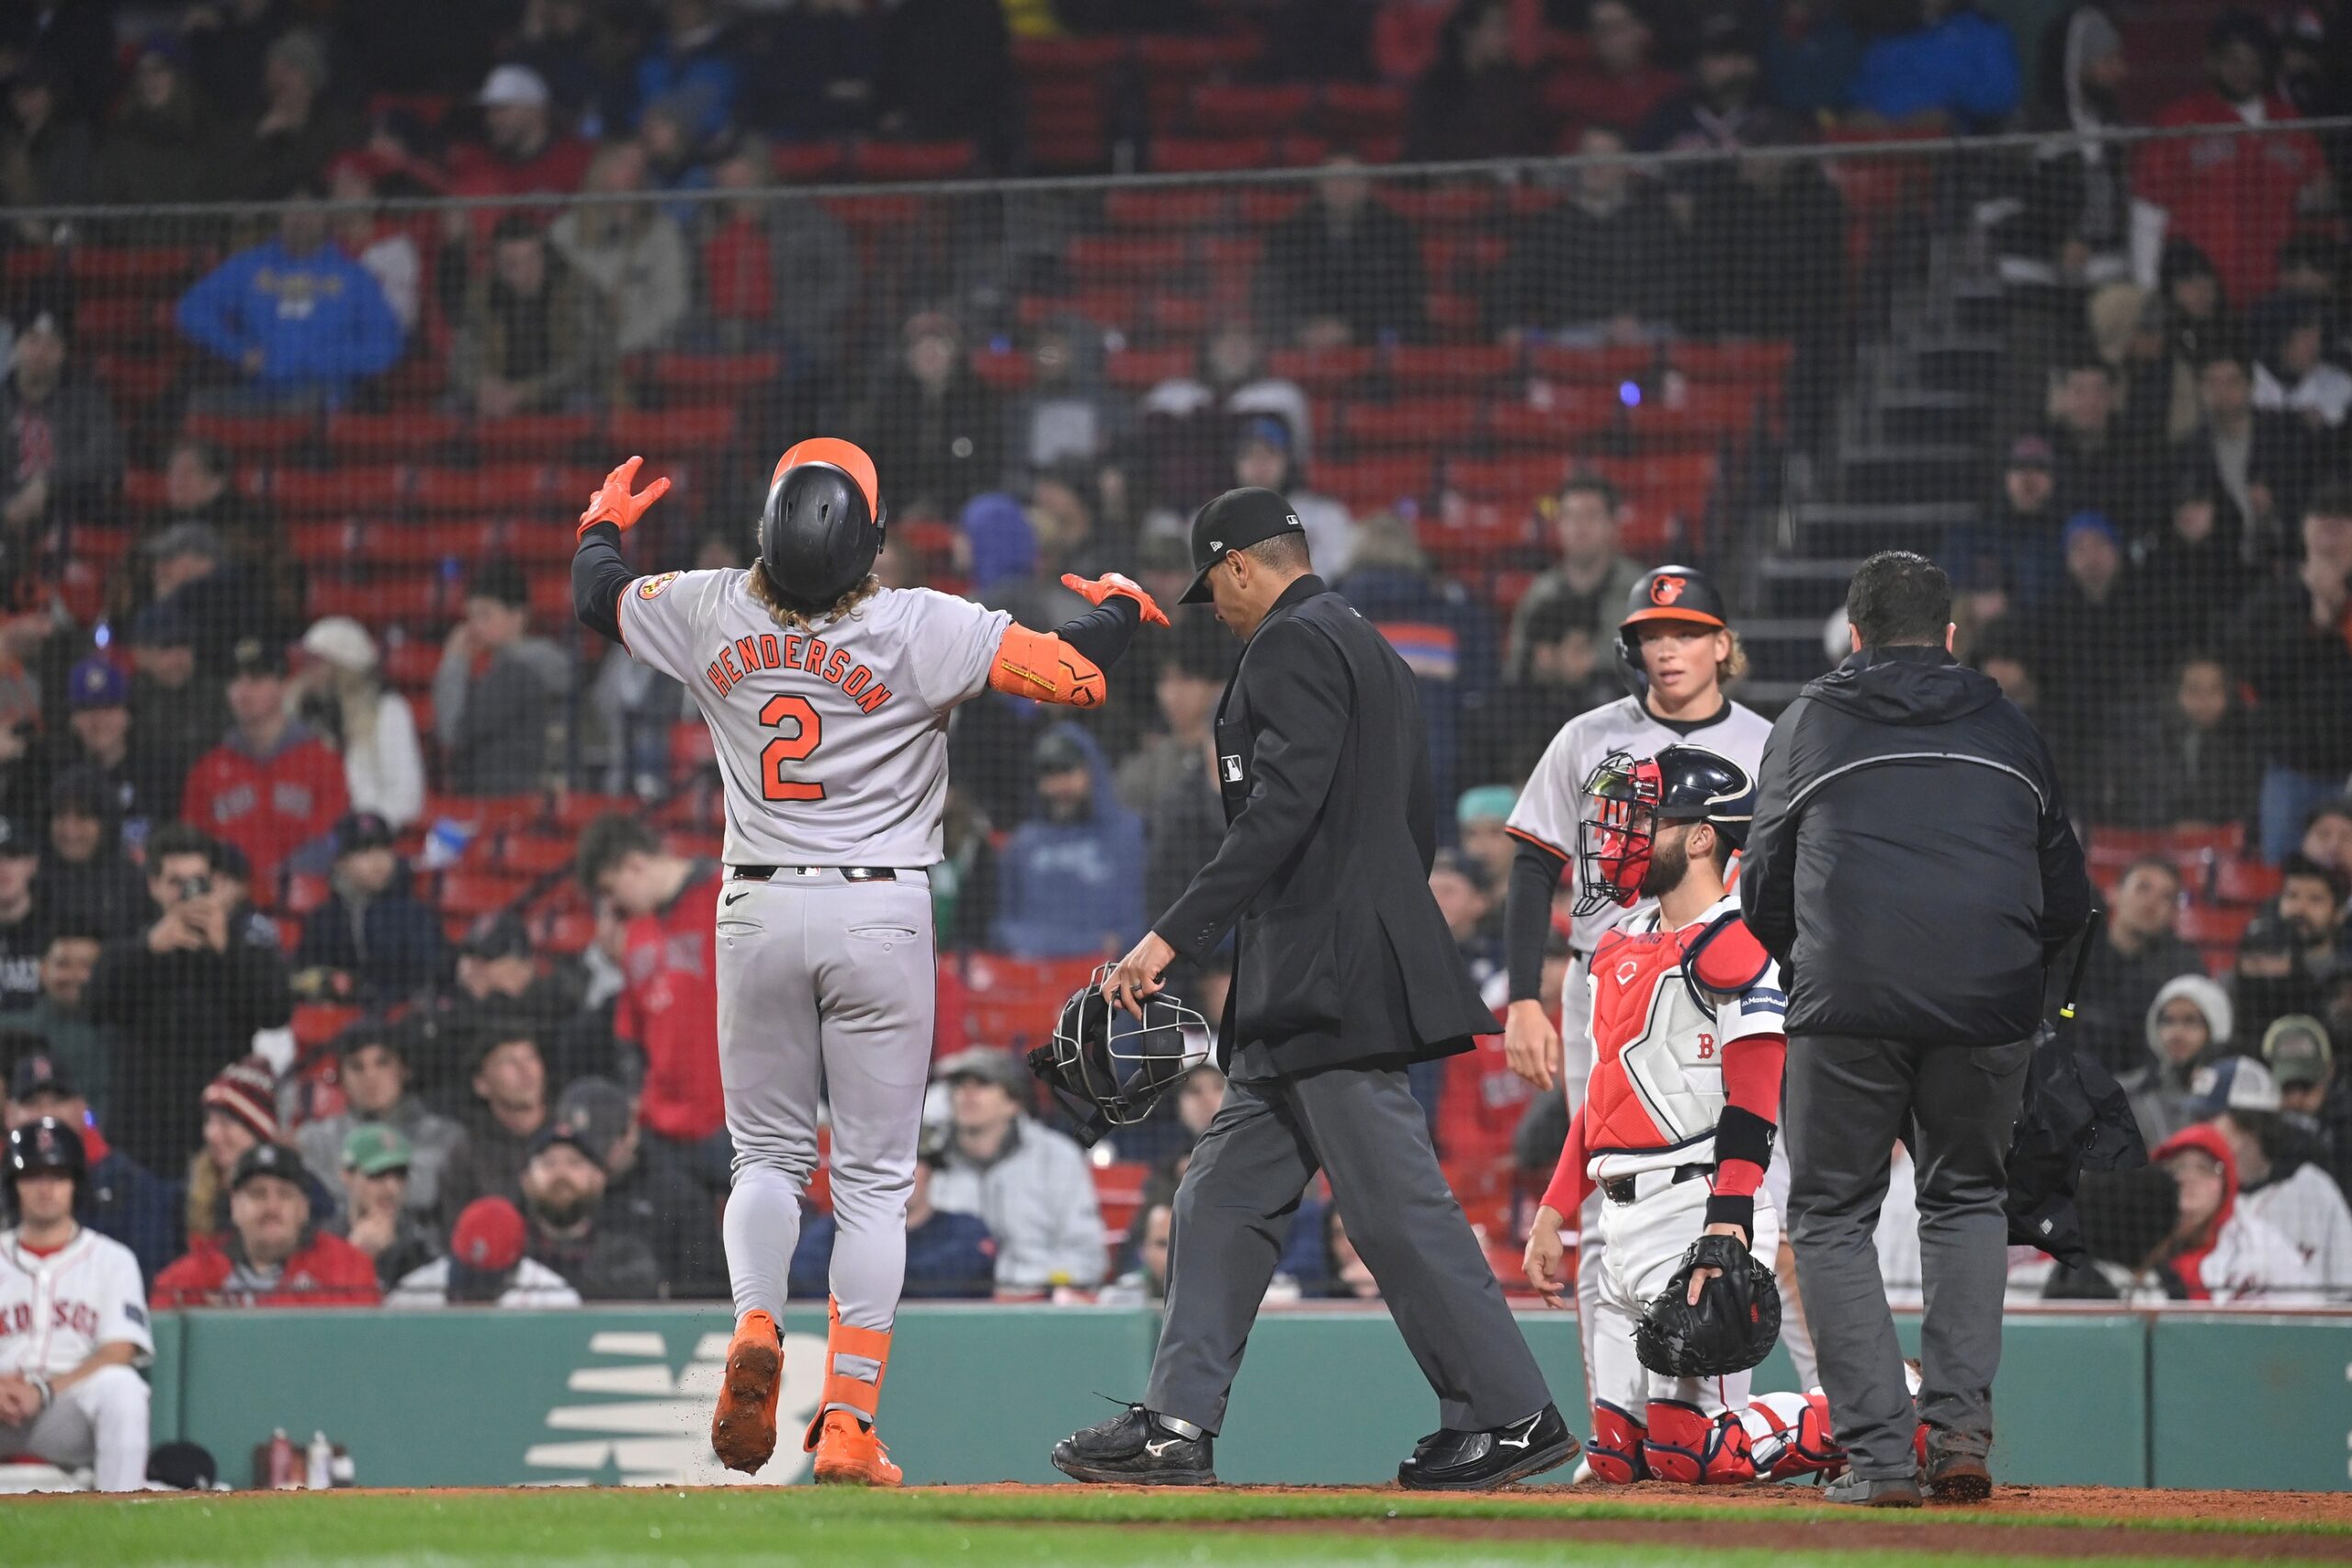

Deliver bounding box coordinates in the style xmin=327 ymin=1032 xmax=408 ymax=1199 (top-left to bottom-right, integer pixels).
xmin=6 ymin=1487 xmax=2346 ymax=1568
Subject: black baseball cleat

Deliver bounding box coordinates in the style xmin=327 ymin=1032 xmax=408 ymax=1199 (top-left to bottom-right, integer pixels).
xmin=1052 ymin=1404 xmax=1216 ymax=1486
xmin=1396 ymin=1403 xmax=1579 ymax=1491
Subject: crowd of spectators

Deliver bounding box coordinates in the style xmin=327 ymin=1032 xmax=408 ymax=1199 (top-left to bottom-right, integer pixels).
xmin=0 ymin=1 xmax=2347 ymax=1311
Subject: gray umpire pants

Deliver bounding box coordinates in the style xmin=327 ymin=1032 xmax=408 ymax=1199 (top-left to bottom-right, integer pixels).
xmin=1783 ymin=1032 xmax=2032 ymax=1479
xmin=1146 ymin=1052 xmax=1554 ymax=1436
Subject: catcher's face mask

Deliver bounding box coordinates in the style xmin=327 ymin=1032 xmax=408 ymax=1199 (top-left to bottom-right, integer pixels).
xmin=1576 ymin=750 xmax=1662 ymax=916
xmin=1027 ymin=964 xmax=1211 ymax=1147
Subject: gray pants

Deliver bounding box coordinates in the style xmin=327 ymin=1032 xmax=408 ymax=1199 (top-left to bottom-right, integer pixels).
xmin=1783 ymin=1032 xmax=2032 ymax=1479
xmin=1146 ymin=1056 xmax=1553 ymax=1436
xmin=714 ymin=868 xmax=935 ymax=1342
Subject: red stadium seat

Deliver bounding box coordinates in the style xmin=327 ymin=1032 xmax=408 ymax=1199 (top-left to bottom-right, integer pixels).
xmin=1265 ymin=344 xmax=1378 ymax=393
xmin=69 ymin=244 xmax=207 ymax=289
xmin=1313 ymin=455 xmax=1433 ymax=513
xmin=185 ymin=410 xmax=318 ymax=458
xmin=380 ymin=637 xmax=441 ymax=690
xmin=413 ymin=463 xmax=547 ymax=512
xmin=90 ymin=353 xmax=176 ymax=408
xmin=498 ymin=521 xmax=582 ymax=565
xmin=1446 ymin=454 xmax=1572 ymax=503
xmin=121 ymin=468 xmax=170 ymax=509
xmin=1093 ymin=1160 xmax=1152 ymax=1241
xmin=361 ymin=518 xmax=496 ymax=567
xmin=74 ymin=297 xmax=165 ymax=345
xmin=1104 ymin=187 xmax=1227 ymax=231
xmin=849 ymin=141 xmax=978 ymax=182
xmin=326 ymin=411 xmax=461 ymax=459
xmin=1668 ymin=339 xmax=1796 ymax=383
xmin=1387 ymin=343 xmax=1516 ymax=392
xmin=437 ymin=870 xmax=532 ymax=919
xmin=536 ymin=907 xmax=599 ymax=954
xmin=2209 ymin=857 xmax=2282 ymax=908
xmin=1136 ymin=33 xmax=1261 ymax=76
xmin=1067 ymin=234 xmax=1190 ymax=288
xmin=306 ymin=572 xmax=444 ymax=626
xmin=2165 ymin=823 xmax=2245 ymax=859
xmin=1337 ymin=397 xmax=1482 ymax=448
xmin=284 ymin=874 xmax=333 ymax=917
xmin=1318 ymin=82 xmax=1410 ymax=138
xmin=1274 ymin=133 xmax=1332 ymax=167
xmin=1154 ymin=136 xmax=1275 ymax=174
xmin=1419 ymin=501 xmax=1534 ymax=568
xmin=291 ymin=1003 xmax=365 ymax=1051
xmin=424 ymin=793 xmax=545 ymax=833
xmin=1625 ymin=383 xmax=1765 ymax=448
xmin=1489 ymin=394 xmax=1616 ymax=447
xmin=287 ymin=522 xmax=358 ymax=567
xmin=960 ymin=954 xmax=1105 ymax=1052
xmin=650 ymin=351 xmax=783 ymax=400
xmin=608 ymin=407 xmax=738 ymax=452
xmin=1014 ymin=35 xmax=1128 ymax=73
xmin=267 ymin=465 xmax=409 ymax=515
xmin=1105 ymin=346 xmax=1195 ymax=389
xmin=498 ymin=833 xmax=580 ymax=878
xmin=550 ymin=792 xmax=643 ymax=833
xmin=1417 ymin=232 xmax=1509 ymax=280
xmin=2177 ymin=904 xmax=2253 ymax=950
xmin=476 ymin=412 xmax=598 ymax=457
xmin=970 ymin=348 xmax=1032 ymax=392
xmin=772 ymin=141 xmax=846 ymax=182
xmin=1236 ymin=186 xmax=1306 ymax=226
xmin=1529 ymin=343 xmax=1657 ymax=385
xmin=1382 ymin=185 xmax=1500 ymax=224
xmin=1189 ymin=83 xmax=1315 ymax=134
xmin=1584 ymin=453 xmax=1721 ymax=530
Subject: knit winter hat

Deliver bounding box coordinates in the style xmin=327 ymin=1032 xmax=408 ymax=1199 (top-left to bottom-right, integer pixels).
xmin=201 ymin=1058 xmax=280 ymax=1145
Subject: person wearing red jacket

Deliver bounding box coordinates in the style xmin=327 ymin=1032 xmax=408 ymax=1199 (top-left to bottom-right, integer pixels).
xmin=575 ymin=815 xmax=728 ymax=1173
xmin=1521 ymin=745 xmax=1843 ymax=1491
xmin=179 ymin=637 xmax=348 ymax=908
xmin=2137 ymin=16 xmax=2328 ymax=306
xmin=442 ymin=65 xmax=594 ymax=240
xmin=150 ymin=1144 xmax=379 ymax=1308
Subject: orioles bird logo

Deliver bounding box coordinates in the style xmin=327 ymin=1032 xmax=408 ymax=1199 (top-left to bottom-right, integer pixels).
xmin=1650 ymin=575 xmax=1687 ymax=606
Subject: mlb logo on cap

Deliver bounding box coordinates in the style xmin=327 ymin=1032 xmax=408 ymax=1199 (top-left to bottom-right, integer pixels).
xmin=67 ymin=658 xmax=129 ymax=710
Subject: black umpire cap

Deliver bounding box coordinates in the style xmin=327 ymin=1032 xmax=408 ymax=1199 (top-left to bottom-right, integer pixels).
xmin=1179 ymin=487 xmax=1308 ymax=605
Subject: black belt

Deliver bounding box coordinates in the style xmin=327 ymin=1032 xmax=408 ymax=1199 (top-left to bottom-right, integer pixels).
xmin=1600 ymin=1164 xmax=1710 ymax=1204
xmin=728 ymin=865 xmax=898 ymax=882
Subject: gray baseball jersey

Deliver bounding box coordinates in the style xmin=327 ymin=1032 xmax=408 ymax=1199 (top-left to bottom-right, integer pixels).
xmin=616 ymin=571 xmax=1012 ymax=866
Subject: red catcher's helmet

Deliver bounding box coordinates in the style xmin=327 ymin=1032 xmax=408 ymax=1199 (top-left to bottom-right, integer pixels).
xmin=1575 ymin=745 xmax=1758 ymax=915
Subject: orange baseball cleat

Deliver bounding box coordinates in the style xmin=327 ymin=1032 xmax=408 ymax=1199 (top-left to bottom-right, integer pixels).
xmin=710 ymin=1310 xmax=782 ymax=1475
xmin=808 ymin=1409 xmax=904 ymax=1487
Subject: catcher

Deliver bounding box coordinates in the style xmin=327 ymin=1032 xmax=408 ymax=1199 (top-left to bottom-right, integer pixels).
xmin=1522 ymin=744 xmax=1842 ymax=1486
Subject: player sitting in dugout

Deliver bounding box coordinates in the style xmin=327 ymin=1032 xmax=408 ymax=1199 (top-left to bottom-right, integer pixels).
xmin=1522 ymin=745 xmax=1858 ymax=1486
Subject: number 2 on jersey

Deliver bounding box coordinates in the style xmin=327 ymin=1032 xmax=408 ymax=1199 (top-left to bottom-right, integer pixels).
xmin=758 ymin=694 xmax=825 ymax=801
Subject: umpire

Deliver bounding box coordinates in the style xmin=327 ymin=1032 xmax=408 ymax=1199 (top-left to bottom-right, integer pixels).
xmin=1053 ymin=488 xmax=1572 ymax=1490
xmin=1741 ymin=552 xmax=2092 ymax=1506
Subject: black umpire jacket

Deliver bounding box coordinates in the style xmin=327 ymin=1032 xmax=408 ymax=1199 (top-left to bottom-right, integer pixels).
xmin=1740 ymin=643 xmax=2094 ymax=1045
xmin=1159 ymin=576 xmax=1496 ymax=1076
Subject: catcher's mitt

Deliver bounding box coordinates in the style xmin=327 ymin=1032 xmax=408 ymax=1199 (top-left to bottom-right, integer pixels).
xmin=1635 ymin=1232 xmax=1781 ymax=1378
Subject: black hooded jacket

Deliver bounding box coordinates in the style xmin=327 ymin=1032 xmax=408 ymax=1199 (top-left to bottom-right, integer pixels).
xmin=1741 ymin=644 xmax=2094 ymax=1044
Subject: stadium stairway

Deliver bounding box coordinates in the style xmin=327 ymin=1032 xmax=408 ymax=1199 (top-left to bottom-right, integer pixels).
xmin=1737 ymin=230 xmax=2006 ymax=709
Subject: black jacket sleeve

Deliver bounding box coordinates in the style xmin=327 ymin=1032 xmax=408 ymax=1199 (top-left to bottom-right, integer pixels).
xmin=1738 ymin=714 xmax=1801 ymax=964
xmin=1506 ymin=838 xmax=1567 ymax=1002
xmin=2034 ymin=756 xmax=2095 ymax=957
xmin=1054 ymin=594 xmax=1140 ymax=670
xmin=573 ymin=522 xmax=630 ymax=644
xmin=1158 ymin=618 xmax=1349 ymax=962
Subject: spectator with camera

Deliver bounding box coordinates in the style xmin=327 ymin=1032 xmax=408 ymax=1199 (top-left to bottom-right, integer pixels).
xmin=294 ymin=813 xmax=445 ymax=1005
xmin=89 ymin=826 xmax=291 ymax=1173
xmin=294 ymin=1022 xmax=463 ymax=1225
xmin=926 ymin=1048 xmax=1105 ymax=1293
xmin=793 ymin=1125 xmax=994 ymax=1301
xmin=152 ymin=1143 xmax=379 ymax=1307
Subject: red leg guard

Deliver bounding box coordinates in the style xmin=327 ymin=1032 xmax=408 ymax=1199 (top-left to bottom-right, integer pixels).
xmin=1644 ymin=1399 xmax=1758 ymax=1485
xmin=1754 ymin=1390 xmax=1847 ymax=1482
xmin=1588 ymin=1401 xmax=1649 ymax=1484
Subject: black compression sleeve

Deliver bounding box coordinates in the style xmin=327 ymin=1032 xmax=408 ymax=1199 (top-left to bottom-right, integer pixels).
xmin=1053 ymin=593 xmax=1141 ymax=670
xmin=573 ymin=522 xmax=630 ymax=644
xmin=1506 ymin=837 xmax=1569 ymax=1003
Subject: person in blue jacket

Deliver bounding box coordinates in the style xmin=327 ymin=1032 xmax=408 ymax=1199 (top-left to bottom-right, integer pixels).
xmin=293 ymin=812 xmax=447 ymax=1005
xmin=790 ymin=1130 xmax=994 ymax=1300
xmin=991 ymin=724 xmax=1148 ymax=959
xmin=175 ymin=197 xmax=403 ymax=411
xmin=1849 ymin=0 xmax=2022 ymax=130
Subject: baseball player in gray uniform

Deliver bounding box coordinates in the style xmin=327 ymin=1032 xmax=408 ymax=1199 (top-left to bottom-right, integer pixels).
xmin=572 ymin=444 xmax=1163 ymax=1483
xmin=1495 ymin=567 xmax=1783 ymax=1419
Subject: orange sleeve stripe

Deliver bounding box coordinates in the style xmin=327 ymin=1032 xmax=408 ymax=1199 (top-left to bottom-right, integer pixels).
xmin=989 ymin=624 xmax=1106 ymax=708
xmin=1505 ymin=824 xmax=1572 ymax=863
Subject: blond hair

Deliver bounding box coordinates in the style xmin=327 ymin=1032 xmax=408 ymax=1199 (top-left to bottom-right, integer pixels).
xmin=1719 ymin=628 xmax=1750 ymax=685
xmin=746 ymin=561 xmax=882 ymax=633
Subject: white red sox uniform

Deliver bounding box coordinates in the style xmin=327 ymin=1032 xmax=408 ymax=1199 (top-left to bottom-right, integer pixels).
xmin=1540 ymin=895 xmax=1838 ymax=1485
xmin=1501 ymin=695 xmax=1795 ymax=1393
xmin=0 ymin=1224 xmax=153 ymax=1490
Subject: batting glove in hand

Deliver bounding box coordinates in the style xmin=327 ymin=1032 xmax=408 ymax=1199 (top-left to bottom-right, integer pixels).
xmin=1061 ymin=572 xmax=1171 ymax=627
xmin=578 ymin=456 xmax=672 ymax=539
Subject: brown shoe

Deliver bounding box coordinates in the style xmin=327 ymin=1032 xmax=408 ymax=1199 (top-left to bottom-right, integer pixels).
xmin=1926 ymin=1449 xmax=1992 ymax=1503
xmin=711 ymin=1310 xmax=783 ymax=1474
xmin=809 ymin=1410 xmax=905 ymax=1487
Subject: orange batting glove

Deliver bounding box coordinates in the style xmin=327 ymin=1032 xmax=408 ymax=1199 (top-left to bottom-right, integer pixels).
xmin=1060 ymin=571 xmax=1170 ymax=627
xmin=577 ymin=456 xmax=671 ymax=539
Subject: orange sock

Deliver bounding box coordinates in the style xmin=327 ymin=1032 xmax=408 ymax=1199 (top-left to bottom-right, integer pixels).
xmin=804 ymin=1296 xmax=893 ymax=1450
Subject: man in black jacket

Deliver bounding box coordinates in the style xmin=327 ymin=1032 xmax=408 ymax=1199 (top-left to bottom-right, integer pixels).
xmin=1053 ymin=488 xmax=1570 ymax=1492
xmin=1742 ymin=552 xmax=2091 ymax=1507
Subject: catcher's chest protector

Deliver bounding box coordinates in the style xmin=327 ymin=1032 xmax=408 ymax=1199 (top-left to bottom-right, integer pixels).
xmin=1584 ymin=920 xmax=1729 ymax=1162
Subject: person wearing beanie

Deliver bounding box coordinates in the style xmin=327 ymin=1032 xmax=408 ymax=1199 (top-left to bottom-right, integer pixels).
xmin=2197 ymin=1057 xmax=2352 ymax=1295
xmin=294 ymin=616 xmax=425 ymax=829
xmin=433 ymin=558 xmax=571 ymax=796
xmin=186 ymin=1057 xmax=282 ymax=1247
xmin=387 ymin=1198 xmax=582 ymax=1308
xmin=2126 ymin=972 xmax=2234 ymax=1148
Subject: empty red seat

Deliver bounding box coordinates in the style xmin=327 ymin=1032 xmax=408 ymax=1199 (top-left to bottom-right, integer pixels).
xmin=288 ymin=521 xmax=358 ymax=566
xmin=1387 ymin=343 xmax=1516 ymax=391
xmin=1273 ymin=133 xmax=1332 ymax=167
xmin=1067 ymin=234 xmax=1190 ymax=288
xmin=1625 ymin=383 xmax=1763 ymax=447
xmin=1446 ymin=454 xmax=1571 ymax=502
xmin=1488 ymin=395 xmax=1614 ymax=447
xmin=498 ymin=833 xmax=580 ymax=878
xmin=1382 ymin=184 xmax=1500 ymax=224
xmin=608 ymin=407 xmax=737 ymax=451
xmin=1137 ymin=32 xmax=1261 ymax=75
xmin=850 ymin=141 xmax=977 ymax=181
xmin=185 ymin=410 xmax=317 ymax=458
xmin=363 ymin=518 xmax=497 ymax=566
xmin=1105 ymin=346 xmax=1195 ymax=389
xmin=2165 ymin=823 xmax=2245 ymax=858
xmin=75 ymin=297 xmax=164 ymax=344
xmin=1668 ymin=339 xmax=1796 ymax=383
xmin=90 ymin=353 xmax=176 ymax=408
xmin=1104 ymin=187 xmax=1227 ymax=231
xmin=1313 ymin=455 xmax=1432 ymax=513
xmin=650 ymin=351 xmax=783 ymax=399
xmin=413 ymin=464 xmax=547 ymax=512
xmin=1014 ymin=35 xmax=1128 ymax=73
xmin=1236 ymin=186 xmax=1306 ymax=226
xmin=1318 ymin=81 xmax=1409 ymax=137
xmin=2177 ymin=904 xmax=2253 ymax=950
xmin=970 ymin=348 xmax=1032 ymax=392
xmin=476 ymin=412 xmax=598 ymax=457
xmin=69 ymin=244 xmax=206 ymax=289
xmin=499 ymin=520 xmax=584 ymax=565
xmin=550 ymin=792 xmax=644 ymax=833
xmin=1340 ymin=398 xmax=1481 ymax=449
xmin=291 ymin=1002 xmax=365 ymax=1050
xmin=285 ymin=874 xmax=333 ymax=917
xmin=1266 ymin=344 xmax=1378 ymax=392
xmin=121 ymin=468 xmax=170 ymax=509
xmin=1419 ymin=501 xmax=1534 ymax=567
xmin=1529 ymin=343 xmax=1657 ymax=385
xmin=1190 ymin=82 xmax=1315 ymax=134
xmin=438 ymin=870 xmax=529 ymax=919
xmin=326 ymin=411 xmax=461 ymax=458
xmin=306 ymin=571 xmax=445 ymax=626
xmin=1155 ymin=136 xmax=1274 ymax=174
xmin=380 ymin=637 xmax=441 ymax=689
xmin=2209 ymin=857 xmax=2282 ymax=907
xmin=536 ymin=906 xmax=599 ymax=954
xmin=267 ymin=464 xmax=408 ymax=515
xmin=960 ymin=954 xmax=1107 ymax=1050
xmin=1585 ymin=453 xmax=1720 ymax=524
xmin=1015 ymin=288 xmax=1143 ymax=332
xmin=772 ymin=141 xmax=845 ymax=182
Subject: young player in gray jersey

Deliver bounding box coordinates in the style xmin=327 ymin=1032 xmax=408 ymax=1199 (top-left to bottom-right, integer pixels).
xmin=1496 ymin=566 xmax=1778 ymax=1422
xmin=572 ymin=443 xmax=1165 ymax=1484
